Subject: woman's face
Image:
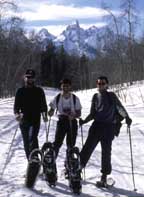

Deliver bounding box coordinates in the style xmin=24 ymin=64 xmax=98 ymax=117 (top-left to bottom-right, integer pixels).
xmin=61 ymin=83 xmax=71 ymax=93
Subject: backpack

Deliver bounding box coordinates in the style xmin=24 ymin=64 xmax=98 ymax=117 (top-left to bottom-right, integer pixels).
xmin=55 ymin=93 xmax=76 ymax=113
xmin=93 ymin=92 xmax=124 ymax=137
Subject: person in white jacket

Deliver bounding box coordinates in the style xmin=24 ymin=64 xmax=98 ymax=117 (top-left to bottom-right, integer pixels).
xmin=48 ymin=78 xmax=82 ymax=158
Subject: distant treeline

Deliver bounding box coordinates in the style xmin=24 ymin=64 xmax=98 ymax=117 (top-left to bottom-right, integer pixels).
xmin=1 ymin=0 xmax=144 ymax=97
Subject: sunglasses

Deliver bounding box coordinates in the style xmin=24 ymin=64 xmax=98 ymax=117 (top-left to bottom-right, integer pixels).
xmin=96 ymin=82 xmax=106 ymax=86
xmin=62 ymin=85 xmax=70 ymax=88
xmin=25 ymin=75 xmax=34 ymax=79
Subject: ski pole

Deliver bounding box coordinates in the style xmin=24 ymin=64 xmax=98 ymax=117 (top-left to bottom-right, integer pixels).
xmin=69 ymin=118 xmax=73 ymax=148
xmin=0 ymin=124 xmax=19 ymax=179
xmin=80 ymin=124 xmax=86 ymax=181
xmin=80 ymin=125 xmax=84 ymax=147
xmin=45 ymin=117 xmax=51 ymax=142
xmin=127 ymin=126 xmax=137 ymax=191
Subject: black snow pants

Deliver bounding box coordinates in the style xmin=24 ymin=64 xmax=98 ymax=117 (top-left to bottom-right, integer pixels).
xmin=20 ymin=120 xmax=40 ymax=160
xmin=80 ymin=121 xmax=115 ymax=175
xmin=54 ymin=115 xmax=78 ymax=158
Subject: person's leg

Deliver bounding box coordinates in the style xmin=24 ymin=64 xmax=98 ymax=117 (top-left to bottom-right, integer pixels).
xmin=53 ymin=119 xmax=66 ymax=158
xmin=101 ymin=138 xmax=112 ymax=175
xmin=96 ymin=137 xmax=113 ymax=186
xmin=20 ymin=121 xmax=31 ymax=159
xmin=30 ymin=122 xmax=40 ymax=153
xmin=80 ymin=123 xmax=99 ymax=168
xmin=100 ymin=125 xmax=114 ymax=176
xmin=64 ymin=119 xmax=78 ymax=177
xmin=66 ymin=119 xmax=78 ymax=149
xmin=96 ymin=124 xmax=115 ymax=187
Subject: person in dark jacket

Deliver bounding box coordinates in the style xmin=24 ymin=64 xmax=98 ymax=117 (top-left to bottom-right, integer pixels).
xmin=14 ymin=69 xmax=48 ymax=160
xmin=79 ymin=76 xmax=132 ymax=187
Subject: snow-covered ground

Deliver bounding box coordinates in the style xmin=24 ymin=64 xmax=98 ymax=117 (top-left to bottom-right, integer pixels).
xmin=0 ymin=84 xmax=144 ymax=197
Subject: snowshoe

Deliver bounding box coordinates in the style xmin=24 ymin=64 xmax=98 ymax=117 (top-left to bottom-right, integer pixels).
xmin=65 ymin=147 xmax=82 ymax=195
xmin=96 ymin=180 xmax=107 ymax=188
xmin=96 ymin=176 xmax=115 ymax=188
xmin=107 ymin=177 xmax=115 ymax=187
xmin=25 ymin=149 xmax=42 ymax=188
xmin=41 ymin=142 xmax=57 ymax=187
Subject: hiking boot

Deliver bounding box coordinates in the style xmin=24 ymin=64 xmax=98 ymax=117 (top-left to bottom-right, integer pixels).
xmin=101 ymin=174 xmax=107 ymax=182
xmin=96 ymin=174 xmax=107 ymax=188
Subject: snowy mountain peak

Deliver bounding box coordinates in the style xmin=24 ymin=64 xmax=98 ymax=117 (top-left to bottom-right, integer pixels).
xmin=70 ymin=19 xmax=80 ymax=28
xmin=37 ymin=22 xmax=105 ymax=58
xmin=36 ymin=28 xmax=55 ymax=42
xmin=64 ymin=20 xmax=83 ymax=36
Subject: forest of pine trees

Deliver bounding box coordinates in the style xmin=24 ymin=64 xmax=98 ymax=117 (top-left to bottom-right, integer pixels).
xmin=1 ymin=0 xmax=144 ymax=97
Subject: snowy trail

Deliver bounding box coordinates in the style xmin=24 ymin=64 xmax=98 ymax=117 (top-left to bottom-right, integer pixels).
xmin=0 ymin=87 xmax=144 ymax=197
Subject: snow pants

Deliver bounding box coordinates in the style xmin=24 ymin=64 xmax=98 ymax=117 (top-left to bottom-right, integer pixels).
xmin=54 ymin=115 xmax=78 ymax=158
xmin=80 ymin=121 xmax=115 ymax=175
xmin=20 ymin=120 xmax=40 ymax=160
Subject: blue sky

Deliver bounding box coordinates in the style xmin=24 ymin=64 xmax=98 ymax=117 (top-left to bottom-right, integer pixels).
xmin=13 ymin=0 xmax=144 ymax=36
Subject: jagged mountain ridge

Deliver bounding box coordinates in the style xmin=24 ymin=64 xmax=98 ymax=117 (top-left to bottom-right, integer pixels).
xmin=36 ymin=21 xmax=106 ymax=58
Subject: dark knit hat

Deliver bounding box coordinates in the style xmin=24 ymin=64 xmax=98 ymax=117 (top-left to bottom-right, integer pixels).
xmin=97 ymin=76 xmax=109 ymax=84
xmin=60 ymin=78 xmax=72 ymax=85
xmin=25 ymin=69 xmax=36 ymax=78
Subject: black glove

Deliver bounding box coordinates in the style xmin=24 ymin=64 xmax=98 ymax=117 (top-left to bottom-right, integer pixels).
xmin=79 ymin=118 xmax=85 ymax=126
xmin=126 ymin=116 xmax=132 ymax=127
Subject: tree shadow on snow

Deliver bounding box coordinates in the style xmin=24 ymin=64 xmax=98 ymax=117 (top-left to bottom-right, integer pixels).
xmin=51 ymin=181 xmax=71 ymax=195
xmin=102 ymin=186 xmax=144 ymax=197
xmin=83 ymin=180 xmax=144 ymax=197
xmin=52 ymin=181 xmax=95 ymax=197
xmin=29 ymin=188 xmax=55 ymax=197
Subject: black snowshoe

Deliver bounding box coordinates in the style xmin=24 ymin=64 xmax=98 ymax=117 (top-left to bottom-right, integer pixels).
xmin=96 ymin=175 xmax=115 ymax=188
xmin=96 ymin=180 xmax=107 ymax=188
xmin=25 ymin=149 xmax=42 ymax=188
xmin=41 ymin=142 xmax=57 ymax=187
xmin=65 ymin=147 xmax=82 ymax=195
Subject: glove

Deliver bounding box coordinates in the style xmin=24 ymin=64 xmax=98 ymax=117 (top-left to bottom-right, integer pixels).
xmin=42 ymin=112 xmax=48 ymax=122
xmin=79 ymin=118 xmax=85 ymax=126
xmin=68 ymin=112 xmax=76 ymax=120
xmin=15 ymin=113 xmax=23 ymax=122
xmin=48 ymin=109 xmax=54 ymax=117
xmin=126 ymin=116 xmax=132 ymax=127
xmin=43 ymin=116 xmax=48 ymax=122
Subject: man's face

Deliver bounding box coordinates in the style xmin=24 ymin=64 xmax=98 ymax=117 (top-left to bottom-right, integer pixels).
xmin=61 ymin=83 xmax=71 ymax=93
xmin=96 ymin=79 xmax=108 ymax=92
xmin=24 ymin=75 xmax=35 ymax=86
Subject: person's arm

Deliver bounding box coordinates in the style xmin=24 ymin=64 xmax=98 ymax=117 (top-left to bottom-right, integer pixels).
xmin=14 ymin=89 xmax=23 ymax=122
xmin=71 ymin=96 xmax=82 ymax=119
xmin=40 ymin=88 xmax=48 ymax=122
xmin=74 ymin=109 xmax=81 ymax=118
xmin=40 ymin=88 xmax=48 ymax=113
xmin=14 ymin=89 xmax=20 ymax=114
xmin=114 ymin=93 xmax=132 ymax=126
xmin=79 ymin=114 xmax=93 ymax=125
